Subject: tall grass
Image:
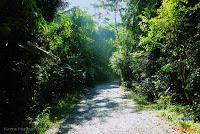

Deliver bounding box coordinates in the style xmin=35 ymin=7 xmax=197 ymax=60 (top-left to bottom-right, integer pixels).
xmin=34 ymin=89 xmax=88 ymax=134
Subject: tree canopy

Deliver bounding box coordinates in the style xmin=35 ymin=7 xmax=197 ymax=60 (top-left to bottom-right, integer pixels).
xmin=111 ymin=0 xmax=200 ymax=121
xmin=0 ymin=0 xmax=199 ymax=132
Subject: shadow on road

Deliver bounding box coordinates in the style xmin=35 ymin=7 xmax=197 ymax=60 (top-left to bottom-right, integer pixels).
xmin=57 ymin=82 xmax=138 ymax=133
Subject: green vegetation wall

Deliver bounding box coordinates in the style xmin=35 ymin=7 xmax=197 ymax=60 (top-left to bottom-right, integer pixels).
xmin=0 ymin=0 xmax=115 ymax=128
xmin=0 ymin=0 xmax=61 ymax=127
xmin=111 ymin=0 xmax=200 ymax=121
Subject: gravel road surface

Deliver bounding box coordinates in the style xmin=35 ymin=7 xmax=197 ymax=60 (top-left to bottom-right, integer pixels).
xmin=46 ymin=82 xmax=179 ymax=134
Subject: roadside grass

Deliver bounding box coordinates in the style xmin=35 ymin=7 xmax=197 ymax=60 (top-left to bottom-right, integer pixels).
xmin=130 ymin=93 xmax=200 ymax=134
xmin=34 ymin=88 xmax=89 ymax=134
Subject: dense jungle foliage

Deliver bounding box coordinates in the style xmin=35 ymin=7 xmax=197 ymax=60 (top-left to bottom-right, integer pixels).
xmin=0 ymin=0 xmax=200 ymax=132
xmin=0 ymin=0 xmax=115 ymax=129
xmin=109 ymin=0 xmax=200 ymax=121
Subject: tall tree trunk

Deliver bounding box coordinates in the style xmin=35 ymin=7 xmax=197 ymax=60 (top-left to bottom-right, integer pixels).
xmin=114 ymin=1 xmax=119 ymax=39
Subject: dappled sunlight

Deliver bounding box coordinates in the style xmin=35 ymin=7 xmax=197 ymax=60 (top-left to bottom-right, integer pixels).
xmin=1 ymin=0 xmax=199 ymax=133
xmin=46 ymin=83 xmax=178 ymax=134
xmin=46 ymin=82 xmax=136 ymax=133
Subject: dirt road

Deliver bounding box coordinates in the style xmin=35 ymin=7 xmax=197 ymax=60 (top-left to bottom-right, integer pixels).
xmin=46 ymin=82 xmax=178 ymax=134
